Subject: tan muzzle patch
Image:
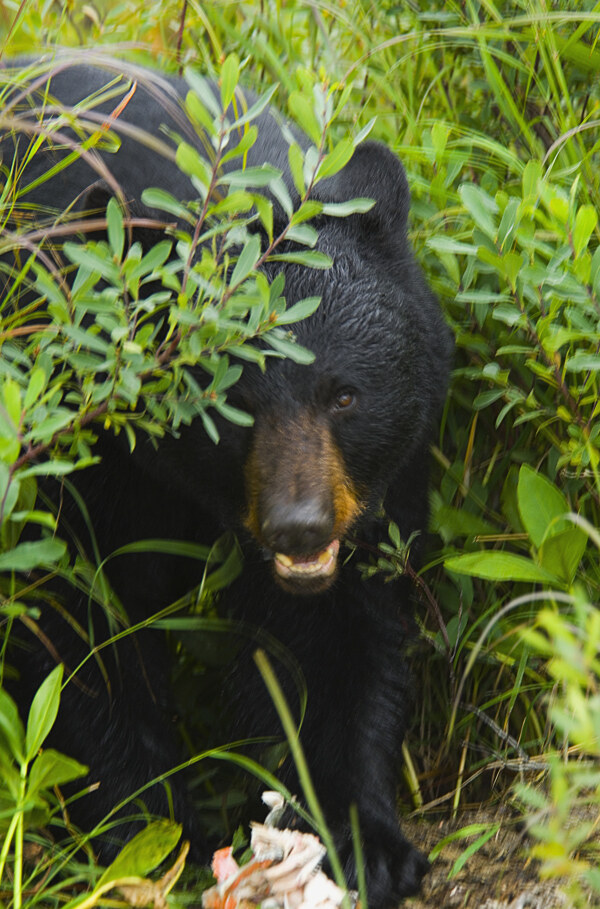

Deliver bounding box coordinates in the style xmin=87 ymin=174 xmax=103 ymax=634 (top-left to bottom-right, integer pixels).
xmin=244 ymin=413 xmax=363 ymax=591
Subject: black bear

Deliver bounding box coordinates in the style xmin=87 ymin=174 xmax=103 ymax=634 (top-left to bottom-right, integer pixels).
xmin=1 ymin=54 xmax=452 ymax=907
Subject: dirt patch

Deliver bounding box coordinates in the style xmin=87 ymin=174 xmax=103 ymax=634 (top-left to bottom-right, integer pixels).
xmin=402 ymin=810 xmax=568 ymax=909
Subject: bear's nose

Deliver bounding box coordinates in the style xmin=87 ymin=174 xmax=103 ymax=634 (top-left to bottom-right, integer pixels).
xmin=261 ymin=498 xmax=334 ymax=555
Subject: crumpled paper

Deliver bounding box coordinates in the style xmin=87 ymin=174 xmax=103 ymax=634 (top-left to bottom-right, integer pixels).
xmin=202 ymin=793 xmax=355 ymax=909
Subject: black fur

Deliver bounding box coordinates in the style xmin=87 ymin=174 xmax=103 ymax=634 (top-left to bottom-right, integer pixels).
xmin=1 ymin=55 xmax=452 ymax=906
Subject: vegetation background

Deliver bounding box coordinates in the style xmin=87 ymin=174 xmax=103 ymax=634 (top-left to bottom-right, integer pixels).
xmin=1 ymin=1 xmax=599 ymax=907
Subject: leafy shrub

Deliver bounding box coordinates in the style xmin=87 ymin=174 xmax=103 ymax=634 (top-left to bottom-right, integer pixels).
xmin=0 ymin=51 xmax=370 ymax=900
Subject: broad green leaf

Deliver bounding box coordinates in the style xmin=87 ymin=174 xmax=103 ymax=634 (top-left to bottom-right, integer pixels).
xmin=448 ymin=826 xmax=501 ymax=879
xmin=218 ymin=164 xmax=281 ymax=188
xmin=231 ymin=235 xmax=261 ymax=286
xmin=106 ymin=197 xmax=125 ymax=262
xmin=289 ymin=143 xmax=305 ymax=196
xmin=290 ymin=200 xmax=323 ymax=225
xmin=268 ymin=250 xmax=332 ymax=269
xmin=445 ymin=551 xmax=559 ymax=584
xmin=426 ymin=237 xmax=477 ymax=255
xmin=565 ymin=353 xmax=600 ymax=372
xmin=63 ymin=243 xmax=119 ymax=283
xmin=288 ymin=91 xmax=321 ymax=146
xmin=98 ymin=820 xmax=182 ymax=887
xmin=0 ymin=462 xmax=19 ymax=520
xmin=0 ymin=538 xmax=66 ymax=572
xmin=270 ymin=176 xmax=293 ymax=218
xmin=286 ymin=224 xmax=318 ymax=247
xmin=431 ymin=122 xmax=449 ymax=159
xmin=201 ymin=409 xmax=220 ymax=444
xmin=221 ymin=124 xmax=258 ymax=164
xmin=522 ymin=160 xmax=543 ymax=204
xmin=220 ymin=53 xmax=239 ymax=109
xmin=316 ymin=138 xmax=354 ymax=181
xmin=26 ymin=664 xmax=63 ymax=761
xmin=265 ymin=333 xmax=315 ymax=364
xmin=459 ymin=184 xmax=498 ymax=239
xmin=211 ymin=190 xmax=254 ymax=216
xmin=3 ymin=378 xmax=21 ymax=426
xmin=28 ymin=748 xmax=88 ymax=796
xmin=214 ymin=400 xmax=254 ymax=427
xmin=0 ymin=688 xmax=25 ymax=763
xmin=184 ymin=69 xmax=220 ymax=117
xmin=573 ymin=204 xmax=597 ymax=258
xmin=538 ymin=527 xmax=587 ymax=586
xmin=175 ymin=142 xmax=212 ymax=184
xmin=253 ymin=194 xmax=273 ymax=241
xmin=185 ymin=90 xmax=215 ymax=134
xmin=20 ymin=460 xmax=84 ymax=478
xmin=517 ymin=465 xmax=569 ymax=548
xmin=133 ymin=240 xmax=173 ymax=279
xmin=141 ymin=188 xmax=195 ymax=223
xmin=275 ymin=296 xmax=321 ymax=325
xmin=24 ymin=367 xmax=47 ymax=411
xmin=321 ymin=197 xmax=375 ymax=217
xmin=228 ymin=85 xmax=279 ymax=130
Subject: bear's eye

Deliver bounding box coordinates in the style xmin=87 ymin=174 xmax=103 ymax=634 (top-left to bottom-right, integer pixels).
xmin=332 ymin=389 xmax=356 ymax=413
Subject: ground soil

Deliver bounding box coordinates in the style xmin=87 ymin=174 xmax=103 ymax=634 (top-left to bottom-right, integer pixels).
xmin=402 ymin=809 xmax=573 ymax=909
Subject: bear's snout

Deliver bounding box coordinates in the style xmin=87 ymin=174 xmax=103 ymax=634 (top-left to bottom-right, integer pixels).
xmin=244 ymin=411 xmax=364 ymax=593
xmin=261 ymin=496 xmax=334 ymax=557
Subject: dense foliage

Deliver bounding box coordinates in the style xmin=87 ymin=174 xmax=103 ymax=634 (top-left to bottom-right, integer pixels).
xmin=1 ymin=1 xmax=599 ymax=906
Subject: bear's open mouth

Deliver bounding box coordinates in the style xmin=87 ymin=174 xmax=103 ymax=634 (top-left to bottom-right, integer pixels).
xmin=274 ymin=539 xmax=340 ymax=581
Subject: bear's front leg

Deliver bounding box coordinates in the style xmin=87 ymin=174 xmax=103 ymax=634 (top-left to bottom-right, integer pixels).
xmin=228 ymin=563 xmax=428 ymax=908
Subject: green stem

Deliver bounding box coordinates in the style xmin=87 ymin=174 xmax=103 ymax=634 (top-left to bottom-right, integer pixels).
xmin=253 ymin=649 xmax=350 ymax=901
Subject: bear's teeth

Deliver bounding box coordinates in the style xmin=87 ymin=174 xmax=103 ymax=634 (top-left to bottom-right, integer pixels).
xmin=274 ymin=541 xmax=339 ymax=579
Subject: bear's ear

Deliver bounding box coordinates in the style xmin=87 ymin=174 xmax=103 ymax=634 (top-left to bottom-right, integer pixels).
xmin=314 ymin=140 xmax=410 ymax=235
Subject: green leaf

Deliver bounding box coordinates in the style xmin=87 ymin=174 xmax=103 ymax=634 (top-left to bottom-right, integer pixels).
xmin=459 ymin=184 xmax=498 ymax=239
xmin=289 ymin=143 xmax=305 ymax=196
xmin=426 ymin=237 xmax=477 ymax=256
xmin=265 ymin=333 xmax=315 ymax=364
xmin=214 ymin=401 xmax=254 ymax=427
xmin=538 ymin=527 xmax=587 ymax=586
xmin=275 ymin=296 xmax=321 ymax=325
xmin=229 ymin=85 xmax=279 ymax=130
xmin=268 ymin=250 xmax=332 ymax=269
xmin=288 ymin=91 xmax=321 ymax=146
xmin=0 ymin=538 xmax=66 ymax=572
xmin=0 ymin=688 xmax=25 ymax=764
xmin=26 ymin=664 xmax=63 ymax=761
xmin=517 ymin=465 xmax=569 ymax=548
xmin=522 ymin=160 xmax=543 ymax=205
xmin=220 ymin=53 xmax=239 ymax=109
xmin=286 ymin=224 xmax=318 ymax=247
xmin=218 ymin=165 xmax=281 ymax=188
xmin=316 ymin=138 xmax=354 ymax=181
xmin=573 ymin=204 xmax=597 ymax=258
xmin=142 ymin=188 xmax=195 ymax=223
xmin=445 ymin=551 xmax=559 ymax=584
xmin=28 ymin=748 xmax=88 ymax=796
xmin=106 ymin=197 xmax=125 ymax=261
xmin=185 ymin=90 xmax=215 ymax=134
xmin=63 ymin=243 xmax=119 ymax=283
xmin=3 ymin=378 xmax=22 ymax=426
xmin=24 ymin=367 xmax=47 ymax=411
xmin=98 ymin=820 xmax=182 ymax=887
xmin=448 ymin=826 xmax=501 ymax=879
xmin=184 ymin=69 xmax=220 ymax=117
xmin=231 ymin=235 xmax=261 ymax=286
xmin=175 ymin=141 xmax=212 ymax=184
xmin=321 ymin=197 xmax=375 ymax=217
xmin=565 ymin=353 xmax=600 ymax=372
